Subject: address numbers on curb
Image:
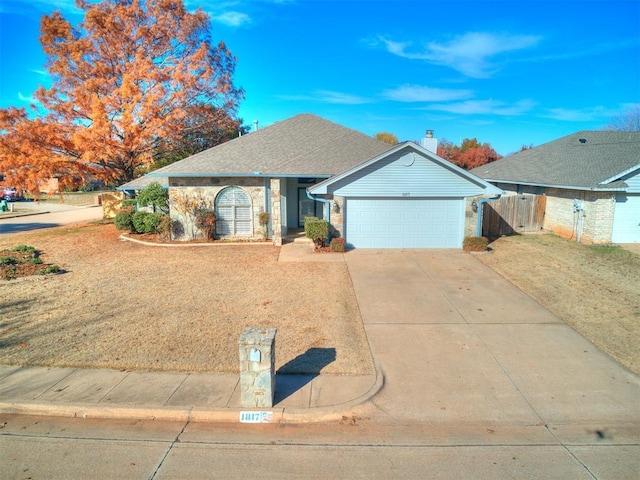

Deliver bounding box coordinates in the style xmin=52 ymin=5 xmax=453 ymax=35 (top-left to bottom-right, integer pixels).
xmin=240 ymin=411 xmax=273 ymax=423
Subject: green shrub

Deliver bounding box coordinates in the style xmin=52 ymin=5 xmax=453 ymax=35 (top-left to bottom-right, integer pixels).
xmin=114 ymin=211 xmax=134 ymax=231
xmin=40 ymin=265 xmax=60 ymax=275
xmin=305 ymin=217 xmax=329 ymax=247
xmin=29 ymin=257 xmax=43 ymax=265
xmin=131 ymin=211 xmax=164 ymax=234
xmin=12 ymin=245 xmax=37 ymax=253
xmin=330 ymin=237 xmax=346 ymax=252
xmin=194 ymin=208 xmax=216 ymax=240
xmin=136 ymin=182 xmax=169 ymax=213
xmin=0 ymin=256 xmax=16 ymax=266
xmin=143 ymin=212 xmax=164 ymax=233
xmin=463 ymin=236 xmax=489 ymax=252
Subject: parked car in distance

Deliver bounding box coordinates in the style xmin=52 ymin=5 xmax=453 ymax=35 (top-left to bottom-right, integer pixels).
xmin=2 ymin=187 xmax=21 ymax=201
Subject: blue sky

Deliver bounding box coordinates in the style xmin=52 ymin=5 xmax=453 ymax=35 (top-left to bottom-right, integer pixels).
xmin=1 ymin=0 xmax=639 ymax=156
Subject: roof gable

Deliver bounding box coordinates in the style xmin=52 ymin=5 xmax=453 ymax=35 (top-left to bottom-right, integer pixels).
xmin=471 ymin=130 xmax=640 ymax=191
xmin=146 ymin=114 xmax=392 ymax=178
xmin=309 ymin=142 xmax=502 ymax=197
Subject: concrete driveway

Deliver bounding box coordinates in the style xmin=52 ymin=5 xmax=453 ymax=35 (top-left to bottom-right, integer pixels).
xmin=345 ymin=250 xmax=640 ymax=448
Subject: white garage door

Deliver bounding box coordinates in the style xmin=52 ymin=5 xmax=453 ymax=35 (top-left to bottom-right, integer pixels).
xmin=345 ymin=198 xmax=464 ymax=248
xmin=612 ymin=194 xmax=640 ymax=243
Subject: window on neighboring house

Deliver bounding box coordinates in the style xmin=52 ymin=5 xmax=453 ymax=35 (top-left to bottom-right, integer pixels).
xmin=215 ymin=186 xmax=252 ymax=235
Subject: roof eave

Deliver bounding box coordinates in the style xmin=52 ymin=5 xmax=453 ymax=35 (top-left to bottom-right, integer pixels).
xmin=600 ymin=163 xmax=640 ymax=185
xmin=485 ymin=179 xmax=628 ymax=192
xmin=148 ymin=172 xmax=333 ymax=179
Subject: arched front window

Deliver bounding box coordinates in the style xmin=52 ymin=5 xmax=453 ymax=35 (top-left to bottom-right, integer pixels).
xmin=215 ymin=186 xmax=252 ymax=235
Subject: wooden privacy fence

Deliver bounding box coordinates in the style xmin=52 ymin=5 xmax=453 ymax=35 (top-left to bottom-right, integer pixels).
xmin=482 ymin=194 xmax=546 ymax=237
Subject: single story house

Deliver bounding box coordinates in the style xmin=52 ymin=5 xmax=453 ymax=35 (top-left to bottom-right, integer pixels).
xmin=120 ymin=114 xmax=502 ymax=248
xmin=471 ymin=130 xmax=640 ymax=244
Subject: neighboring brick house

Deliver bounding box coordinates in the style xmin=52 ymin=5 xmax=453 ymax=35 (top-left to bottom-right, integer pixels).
xmin=120 ymin=114 xmax=501 ymax=248
xmin=471 ymin=131 xmax=640 ymax=244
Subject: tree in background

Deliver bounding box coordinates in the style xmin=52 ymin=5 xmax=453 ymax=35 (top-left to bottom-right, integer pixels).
xmin=605 ymin=105 xmax=640 ymax=131
xmin=375 ymin=132 xmax=398 ymax=145
xmin=0 ymin=0 xmax=243 ymax=192
xmin=437 ymin=137 xmax=501 ymax=169
xmin=149 ymin=104 xmax=250 ymax=173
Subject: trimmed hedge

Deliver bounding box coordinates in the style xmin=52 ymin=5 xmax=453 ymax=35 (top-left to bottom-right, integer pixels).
xmin=304 ymin=217 xmax=329 ymax=247
xmin=114 ymin=211 xmax=134 ymax=231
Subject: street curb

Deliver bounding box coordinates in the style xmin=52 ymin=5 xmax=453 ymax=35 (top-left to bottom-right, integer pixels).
xmin=0 ymin=363 xmax=385 ymax=425
xmin=0 ymin=211 xmax=52 ymax=219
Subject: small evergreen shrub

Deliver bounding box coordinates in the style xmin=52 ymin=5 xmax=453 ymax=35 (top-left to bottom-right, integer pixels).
xmin=143 ymin=212 xmax=163 ymax=233
xmin=132 ymin=211 xmax=148 ymax=233
xmin=12 ymin=245 xmax=37 ymax=253
xmin=463 ymin=236 xmax=489 ymax=252
xmin=131 ymin=211 xmax=164 ymax=234
xmin=330 ymin=237 xmax=346 ymax=252
xmin=40 ymin=265 xmax=60 ymax=275
xmin=304 ymin=217 xmax=329 ymax=248
xmin=136 ymin=181 xmax=169 ymax=213
xmin=0 ymin=256 xmax=17 ymax=266
xmin=114 ymin=211 xmax=134 ymax=231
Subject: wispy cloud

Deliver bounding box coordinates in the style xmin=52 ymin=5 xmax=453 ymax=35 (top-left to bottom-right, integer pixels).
xmin=374 ymin=32 xmax=541 ymax=78
xmin=315 ymin=90 xmax=371 ymax=105
xmin=210 ymin=11 xmax=252 ymax=27
xmin=280 ymin=90 xmax=371 ymax=105
xmin=18 ymin=92 xmax=38 ymax=104
xmin=2 ymin=0 xmax=82 ymax=15
xmin=541 ymin=106 xmax=615 ymax=122
xmin=428 ymin=99 xmax=537 ymax=116
xmin=382 ymin=84 xmax=474 ymax=103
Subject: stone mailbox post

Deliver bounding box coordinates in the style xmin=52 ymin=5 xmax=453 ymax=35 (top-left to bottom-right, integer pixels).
xmin=239 ymin=327 xmax=277 ymax=408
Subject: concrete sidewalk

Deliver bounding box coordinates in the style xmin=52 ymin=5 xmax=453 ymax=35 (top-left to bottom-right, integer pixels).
xmin=0 ymin=364 xmax=381 ymax=424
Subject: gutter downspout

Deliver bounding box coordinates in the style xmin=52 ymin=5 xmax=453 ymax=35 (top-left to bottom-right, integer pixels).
xmin=476 ymin=194 xmax=502 ymax=237
xmin=306 ymin=189 xmax=331 ymax=223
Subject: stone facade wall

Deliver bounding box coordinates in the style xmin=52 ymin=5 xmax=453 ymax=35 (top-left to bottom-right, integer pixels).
xmin=465 ymin=196 xmax=481 ymax=238
xmin=544 ymin=188 xmax=615 ymax=244
xmin=270 ymin=178 xmax=282 ymax=246
xmin=329 ymin=195 xmax=345 ymax=238
xmin=168 ymin=178 xmax=266 ymax=241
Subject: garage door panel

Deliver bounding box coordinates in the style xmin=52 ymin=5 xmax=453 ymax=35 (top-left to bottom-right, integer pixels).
xmin=346 ymin=198 xmax=463 ymax=248
xmin=613 ymin=194 xmax=640 ymax=243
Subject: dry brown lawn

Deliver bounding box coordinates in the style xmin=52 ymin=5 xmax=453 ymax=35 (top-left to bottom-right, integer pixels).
xmin=476 ymin=234 xmax=640 ymax=375
xmin=2 ymin=223 xmax=638 ymax=378
xmin=0 ymin=223 xmax=374 ymax=375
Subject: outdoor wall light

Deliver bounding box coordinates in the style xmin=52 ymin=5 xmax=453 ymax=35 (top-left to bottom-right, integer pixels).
xmin=332 ymin=201 xmax=340 ymax=213
xmin=471 ymin=199 xmax=478 ymax=213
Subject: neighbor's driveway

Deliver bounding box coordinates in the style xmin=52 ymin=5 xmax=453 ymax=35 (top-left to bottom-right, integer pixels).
xmin=345 ymin=250 xmax=640 ymax=447
xmin=0 ymin=204 xmax=103 ymax=235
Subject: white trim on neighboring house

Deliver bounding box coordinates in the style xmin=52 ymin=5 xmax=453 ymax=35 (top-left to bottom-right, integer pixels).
xmin=601 ymin=163 xmax=640 ymax=185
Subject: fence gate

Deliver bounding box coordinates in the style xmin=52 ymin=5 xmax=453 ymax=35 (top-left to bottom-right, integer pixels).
xmin=482 ymin=194 xmax=546 ymax=237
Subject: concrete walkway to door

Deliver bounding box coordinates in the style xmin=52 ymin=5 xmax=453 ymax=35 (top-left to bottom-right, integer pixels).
xmin=345 ymin=249 xmax=640 ymax=476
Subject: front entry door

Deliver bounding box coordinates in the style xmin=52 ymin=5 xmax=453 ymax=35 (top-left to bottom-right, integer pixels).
xmin=298 ymin=188 xmax=316 ymax=226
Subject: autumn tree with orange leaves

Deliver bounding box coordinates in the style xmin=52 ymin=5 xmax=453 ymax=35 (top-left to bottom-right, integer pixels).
xmin=437 ymin=137 xmax=501 ymax=170
xmin=0 ymin=0 xmax=243 ymax=194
